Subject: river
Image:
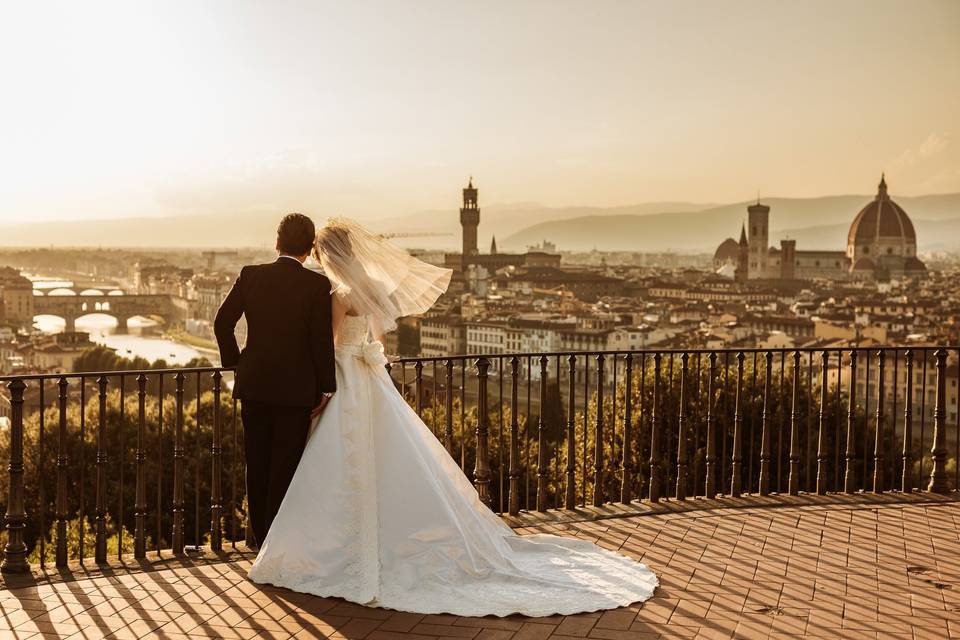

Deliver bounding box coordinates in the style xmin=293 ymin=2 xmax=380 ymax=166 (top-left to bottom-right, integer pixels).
xmin=30 ymin=276 xmax=220 ymax=366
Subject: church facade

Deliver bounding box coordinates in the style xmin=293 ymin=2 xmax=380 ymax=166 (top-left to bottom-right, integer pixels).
xmin=714 ymin=176 xmax=925 ymax=282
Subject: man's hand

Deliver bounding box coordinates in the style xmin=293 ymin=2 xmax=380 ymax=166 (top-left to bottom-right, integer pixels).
xmin=311 ymin=393 xmax=333 ymax=420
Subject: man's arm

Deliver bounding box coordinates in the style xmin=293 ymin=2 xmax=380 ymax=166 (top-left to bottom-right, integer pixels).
xmin=214 ymin=268 xmax=246 ymax=368
xmin=309 ymin=276 xmax=337 ymax=398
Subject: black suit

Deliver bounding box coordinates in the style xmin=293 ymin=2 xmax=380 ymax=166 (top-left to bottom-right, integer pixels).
xmin=214 ymin=257 xmax=336 ymax=545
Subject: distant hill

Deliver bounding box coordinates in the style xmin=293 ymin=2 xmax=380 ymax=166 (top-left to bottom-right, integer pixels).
xmin=776 ymin=217 xmax=960 ymax=252
xmin=0 ymin=201 xmax=715 ymax=250
xmin=0 ymin=211 xmax=282 ymax=249
xmin=501 ymin=193 xmax=960 ymax=252
xmin=371 ymin=200 xmax=715 ymax=238
xmin=0 ymin=192 xmax=956 ymax=251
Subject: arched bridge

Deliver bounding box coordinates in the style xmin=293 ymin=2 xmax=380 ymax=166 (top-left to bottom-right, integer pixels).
xmin=33 ymin=294 xmax=187 ymax=331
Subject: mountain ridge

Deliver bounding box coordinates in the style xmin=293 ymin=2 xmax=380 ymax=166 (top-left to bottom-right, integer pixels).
xmin=0 ymin=192 xmax=956 ymax=251
xmin=501 ymin=193 xmax=960 ymax=253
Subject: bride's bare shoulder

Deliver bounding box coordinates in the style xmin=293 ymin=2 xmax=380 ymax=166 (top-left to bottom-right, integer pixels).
xmin=332 ymin=292 xmax=362 ymax=320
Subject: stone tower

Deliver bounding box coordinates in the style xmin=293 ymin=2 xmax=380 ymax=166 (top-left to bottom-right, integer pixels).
xmin=747 ymin=200 xmax=770 ymax=279
xmin=779 ymin=239 xmax=796 ymax=280
xmin=460 ymin=177 xmax=480 ymax=263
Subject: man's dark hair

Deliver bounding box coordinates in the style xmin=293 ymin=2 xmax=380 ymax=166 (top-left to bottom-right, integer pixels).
xmin=277 ymin=213 xmax=316 ymax=256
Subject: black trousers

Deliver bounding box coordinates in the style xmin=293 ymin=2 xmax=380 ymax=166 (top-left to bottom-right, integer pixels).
xmin=240 ymin=400 xmax=312 ymax=546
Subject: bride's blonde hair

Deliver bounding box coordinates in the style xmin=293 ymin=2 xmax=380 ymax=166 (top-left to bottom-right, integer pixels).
xmin=313 ymin=222 xmax=353 ymax=264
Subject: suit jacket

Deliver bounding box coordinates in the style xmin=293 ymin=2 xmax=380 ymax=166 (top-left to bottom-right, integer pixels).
xmin=214 ymin=257 xmax=337 ymax=408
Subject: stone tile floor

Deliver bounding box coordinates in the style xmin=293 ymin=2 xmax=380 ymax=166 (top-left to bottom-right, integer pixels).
xmin=0 ymin=499 xmax=958 ymax=639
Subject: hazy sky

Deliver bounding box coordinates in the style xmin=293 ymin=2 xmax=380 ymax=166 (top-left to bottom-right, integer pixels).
xmin=1 ymin=0 xmax=958 ymax=224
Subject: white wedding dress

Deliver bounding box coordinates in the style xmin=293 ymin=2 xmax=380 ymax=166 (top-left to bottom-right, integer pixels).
xmin=248 ymin=315 xmax=658 ymax=617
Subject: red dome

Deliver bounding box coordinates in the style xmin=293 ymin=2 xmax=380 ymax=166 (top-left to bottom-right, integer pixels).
xmin=847 ymin=176 xmax=916 ymax=246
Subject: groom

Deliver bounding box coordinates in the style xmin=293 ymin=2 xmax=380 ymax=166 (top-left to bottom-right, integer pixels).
xmin=214 ymin=213 xmax=337 ymax=548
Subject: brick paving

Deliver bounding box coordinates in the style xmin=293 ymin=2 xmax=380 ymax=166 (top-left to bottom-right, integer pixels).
xmin=0 ymin=499 xmax=958 ymax=639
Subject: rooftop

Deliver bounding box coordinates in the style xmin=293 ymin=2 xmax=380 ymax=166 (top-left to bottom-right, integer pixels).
xmin=1 ymin=496 xmax=957 ymax=639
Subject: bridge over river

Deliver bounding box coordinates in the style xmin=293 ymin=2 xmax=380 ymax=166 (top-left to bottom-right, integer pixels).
xmin=33 ymin=292 xmax=187 ymax=331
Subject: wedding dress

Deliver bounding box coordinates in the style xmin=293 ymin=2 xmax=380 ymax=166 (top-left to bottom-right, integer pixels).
xmin=248 ymin=314 xmax=658 ymax=617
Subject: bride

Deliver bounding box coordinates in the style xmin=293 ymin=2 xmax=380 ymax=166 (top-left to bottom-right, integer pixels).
xmin=248 ymin=218 xmax=658 ymax=617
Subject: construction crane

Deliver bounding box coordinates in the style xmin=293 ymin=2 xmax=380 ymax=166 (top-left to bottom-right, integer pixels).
xmin=378 ymin=232 xmax=454 ymax=240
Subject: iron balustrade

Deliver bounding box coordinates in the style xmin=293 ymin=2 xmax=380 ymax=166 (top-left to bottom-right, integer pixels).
xmin=1 ymin=346 xmax=959 ymax=574
xmin=0 ymin=366 xmax=238 ymax=573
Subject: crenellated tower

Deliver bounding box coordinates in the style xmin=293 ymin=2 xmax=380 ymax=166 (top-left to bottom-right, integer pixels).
xmin=460 ymin=177 xmax=480 ymax=263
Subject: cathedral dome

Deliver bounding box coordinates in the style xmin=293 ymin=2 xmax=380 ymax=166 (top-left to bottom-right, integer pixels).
xmin=845 ymin=175 xmax=925 ymax=279
xmin=847 ymin=175 xmax=916 ymax=246
xmin=713 ymin=238 xmax=739 ymax=264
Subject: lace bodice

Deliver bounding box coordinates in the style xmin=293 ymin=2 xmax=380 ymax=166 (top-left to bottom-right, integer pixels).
xmin=336 ymin=314 xmax=369 ymax=347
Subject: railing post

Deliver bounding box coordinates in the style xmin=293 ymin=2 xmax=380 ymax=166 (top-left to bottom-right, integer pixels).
xmin=211 ymin=371 xmax=223 ymax=551
xmin=704 ymin=353 xmax=717 ymax=498
xmin=648 ymin=353 xmax=662 ymax=503
xmin=759 ymin=352 xmax=773 ymax=496
xmin=901 ymin=350 xmax=914 ymax=492
xmin=927 ymin=349 xmax=949 ymax=493
xmin=730 ymin=352 xmax=745 ymax=497
xmin=1 ymin=380 xmax=28 ymax=573
xmin=414 ymin=361 xmax=424 ymax=417
xmin=95 ymin=376 xmax=108 ymax=564
xmin=536 ymin=356 xmax=549 ymax=512
xmin=55 ymin=377 xmax=69 ymax=567
xmin=621 ymin=353 xmax=634 ymax=503
xmin=474 ymin=358 xmax=492 ymax=506
xmin=788 ymin=351 xmax=801 ymax=495
xmin=873 ymin=351 xmax=885 ymax=493
xmin=172 ymin=372 xmax=185 ymax=554
xmin=135 ymin=374 xmax=147 ymax=558
xmin=593 ymin=354 xmax=606 ymax=506
xmin=844 ymin=350 xmax=858 ymax=494
xmin=508 ymin=357 xmax=520 ymax=515
xmin=675 ymin=353 xmax=689 ymax=500
xmin=565 ymin=355 xmax=577 ymax=509
xmin=444 ymin=360 xmax=455 ymax=455
xmin=816 ymin=351 xmax=829 ymax=495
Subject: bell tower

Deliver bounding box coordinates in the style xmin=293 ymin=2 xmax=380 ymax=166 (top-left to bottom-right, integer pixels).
xmin=460 ymin=177 xmax=480 ymax=261
xmin=747 ymin=199 xmax=770 ymax=279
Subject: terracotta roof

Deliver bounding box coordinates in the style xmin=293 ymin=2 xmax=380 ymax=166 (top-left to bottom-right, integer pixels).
xmin=904 ymin=256 xmax=927 ymax=272
xmin=852 ymin=257 xmax=876 ymax=271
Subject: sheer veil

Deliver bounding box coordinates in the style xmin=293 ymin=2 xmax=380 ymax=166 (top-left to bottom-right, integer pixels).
xmin=314 ymin=218 xmax=453 ymax=337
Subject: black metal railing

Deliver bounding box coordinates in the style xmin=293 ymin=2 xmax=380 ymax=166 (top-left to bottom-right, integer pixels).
xmin=1 ymin=346 xmax=958 ymax=574
xmin=0 ymin=366 xmax=240 ymax=573
xmin=386 ymin=346 xmax=959 ymax=515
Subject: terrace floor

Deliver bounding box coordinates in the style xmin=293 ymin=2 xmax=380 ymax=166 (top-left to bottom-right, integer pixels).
xmin=1 ymin=496 xmax=958 ymax=639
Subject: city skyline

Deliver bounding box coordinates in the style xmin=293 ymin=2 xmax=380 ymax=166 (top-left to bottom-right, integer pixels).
xmin=1 ymin=0 xmax=959 ymax=225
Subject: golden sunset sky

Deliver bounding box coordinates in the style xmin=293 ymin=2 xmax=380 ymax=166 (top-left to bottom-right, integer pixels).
xmin=1 ymin=0 xmax=958 ymax=224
